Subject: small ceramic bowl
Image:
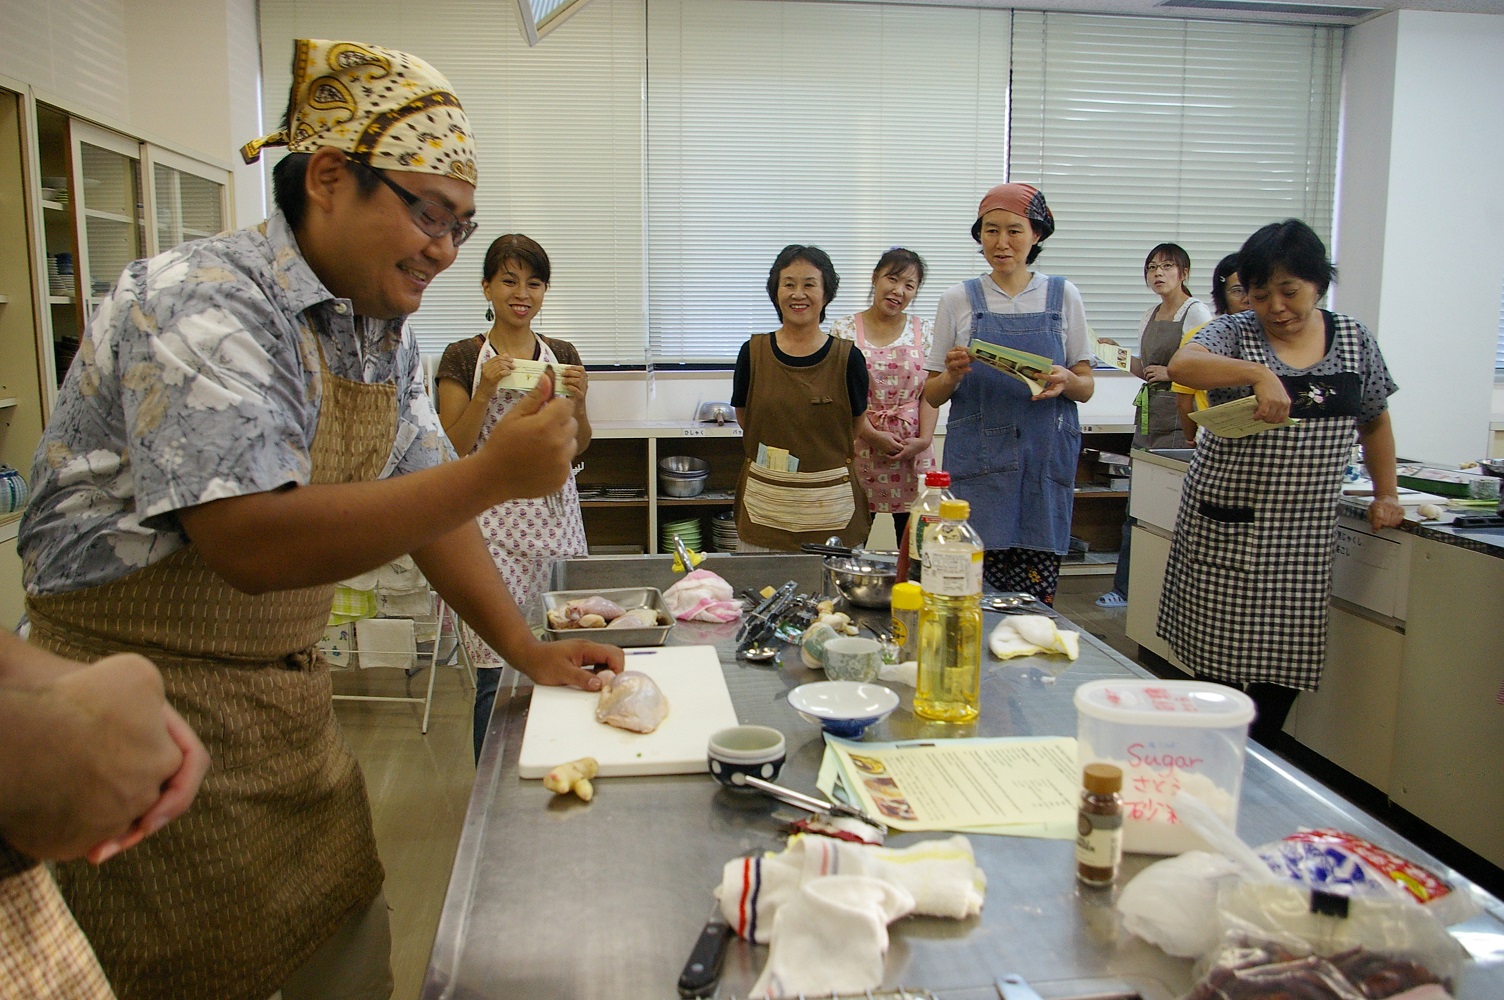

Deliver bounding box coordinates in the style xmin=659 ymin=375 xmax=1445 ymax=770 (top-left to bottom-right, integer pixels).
xmin=788 ymin=681 xmax=900 ymax=739
xmin=707 ymin=725 xmax=787 ymax=791
xmin=822 ymin=636 xmax=883 ymax=683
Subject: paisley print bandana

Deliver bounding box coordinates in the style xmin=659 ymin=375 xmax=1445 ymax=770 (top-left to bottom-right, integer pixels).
xmin=241 ymin=38 xmax=478 ymax=186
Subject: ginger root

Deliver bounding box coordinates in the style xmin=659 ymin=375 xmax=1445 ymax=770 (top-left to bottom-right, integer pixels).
xmin=543 ymin=756 xmax=598 ymax=801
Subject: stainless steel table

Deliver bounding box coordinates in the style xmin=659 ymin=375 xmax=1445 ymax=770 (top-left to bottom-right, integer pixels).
xmin=422 ymin=554 xmax=1504 ymax=999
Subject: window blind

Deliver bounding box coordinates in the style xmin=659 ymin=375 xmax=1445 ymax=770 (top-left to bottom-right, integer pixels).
xmin=257 ymin=0 xmax=645 ymax=363
xmin=645 ymin=0 xmax=1010 ymax=364
xmin=1008 ymin=11 xmax=1342 ymax=348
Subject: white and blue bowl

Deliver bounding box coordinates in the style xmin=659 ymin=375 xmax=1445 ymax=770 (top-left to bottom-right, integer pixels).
xmin=707 ymin=725 xmax=787 ymax=791
xmin=788 ymin=681 xmax=899 ymax=739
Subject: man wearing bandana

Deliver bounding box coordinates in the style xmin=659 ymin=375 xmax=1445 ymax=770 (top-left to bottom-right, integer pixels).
xmin=16 ymin=39 xmax=623 ymax=1000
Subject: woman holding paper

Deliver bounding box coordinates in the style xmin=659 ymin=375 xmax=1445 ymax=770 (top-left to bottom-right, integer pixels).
xmin=1159 ymin=219 xmax=1402 ymax=745
xmin=436 ymin=234 xmax=590 ymax=760
xmin=922 ymin=183 xmax=1095 ymax=605
xmin=1095 ymin=244 xmax=1213 ymax=609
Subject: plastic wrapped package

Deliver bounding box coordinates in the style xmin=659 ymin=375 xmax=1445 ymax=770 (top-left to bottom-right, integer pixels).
xmin=1185 ymin=933 xmax=1454 ymax=1000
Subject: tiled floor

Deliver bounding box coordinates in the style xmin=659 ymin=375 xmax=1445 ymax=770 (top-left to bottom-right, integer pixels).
xmin=334 ymin=570 xmax=1501 ymax=998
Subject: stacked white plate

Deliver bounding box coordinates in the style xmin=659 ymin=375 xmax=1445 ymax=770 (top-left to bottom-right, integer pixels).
xmin=710 ymin=510 xmax=739 ymax=552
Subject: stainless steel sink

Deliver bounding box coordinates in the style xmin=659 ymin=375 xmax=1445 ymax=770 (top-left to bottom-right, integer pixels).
xmin=1148 ymin=447 xmax=1195 ymax=463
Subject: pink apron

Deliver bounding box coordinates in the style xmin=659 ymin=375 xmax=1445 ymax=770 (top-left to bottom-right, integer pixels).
xmin=853 ymin=314 xmax=936 ymax=513
xmin=461 ymin=334 xmax=588 ymax=666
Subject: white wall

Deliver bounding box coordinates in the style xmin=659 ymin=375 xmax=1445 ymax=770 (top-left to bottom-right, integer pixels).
xmin=1333 ymin=10 xmax=1504 ymax=465
xmin=0 ymin=0 xmax=262 ymax=227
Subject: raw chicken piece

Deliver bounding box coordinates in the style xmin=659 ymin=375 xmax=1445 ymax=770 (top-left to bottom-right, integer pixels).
xmin=547 ymin=595 xmax=628 ymax=630
xmin=605 ymin=607 xmax=661 ymax=629
xmin=595 ymin=671 xmax=670 ymax=733
xmin=563 ymin=596 xmax=626 ymax=621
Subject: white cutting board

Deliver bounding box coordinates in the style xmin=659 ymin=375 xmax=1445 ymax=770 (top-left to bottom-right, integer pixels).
xmin=517 ymin=645 xmax=738 ymax=778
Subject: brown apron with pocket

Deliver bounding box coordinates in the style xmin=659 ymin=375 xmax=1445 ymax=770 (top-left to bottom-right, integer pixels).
xmin=735 ymin=333 xmax=869 ymax=550
xmin=26 ymin=345 xmax=397 ymax=1000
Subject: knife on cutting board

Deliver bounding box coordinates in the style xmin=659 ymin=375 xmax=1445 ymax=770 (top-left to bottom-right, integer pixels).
xmin=677 ymin=902 xmax=732 ymax=998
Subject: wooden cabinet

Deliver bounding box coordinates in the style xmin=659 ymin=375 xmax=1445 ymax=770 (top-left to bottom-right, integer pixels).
xmin=579 ymin=424 xmax=1133 ymax=560
xmin=578 ymin=425 xmax=745 ymax=554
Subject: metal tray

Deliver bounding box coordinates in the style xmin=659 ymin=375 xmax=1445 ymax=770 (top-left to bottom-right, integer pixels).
xmin=542 ymin=587 xmax=674 ymax=647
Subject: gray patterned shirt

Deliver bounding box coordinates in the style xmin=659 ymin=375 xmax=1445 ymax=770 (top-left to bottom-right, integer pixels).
xmin=19 ymin=210 xmax=456 ymax=596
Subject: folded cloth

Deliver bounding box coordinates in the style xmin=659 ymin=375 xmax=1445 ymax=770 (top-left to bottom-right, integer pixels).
xmin=719 ymin=833 xmax=985 ymax=944
xmin=749 ymin=875 xmax=914 ymax=1000
xmin=878 ymin=660 xmax=917 ymax=688
xmin=988 ymin=614 xmax=1080 ymax=660
xmin=662 ymin=569 xmax=742 ymax=622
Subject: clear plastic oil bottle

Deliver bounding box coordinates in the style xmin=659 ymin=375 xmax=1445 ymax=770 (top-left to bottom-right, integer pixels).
xmin=914 ymin=499 xmax=984 ymax=723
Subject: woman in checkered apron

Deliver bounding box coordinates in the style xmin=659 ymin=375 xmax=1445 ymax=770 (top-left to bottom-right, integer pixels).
xmin=1157 ymin=220 xmax=1403 ymax=744
xmin=829 ymin=248 xmax=939 ymax=544
xmin=436 ymin=235 xmax=590 ymax=761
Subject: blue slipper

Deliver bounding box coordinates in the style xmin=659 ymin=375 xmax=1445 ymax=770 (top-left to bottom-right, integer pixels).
xmin=1094 ymin=591 xmax=1127 ymax=609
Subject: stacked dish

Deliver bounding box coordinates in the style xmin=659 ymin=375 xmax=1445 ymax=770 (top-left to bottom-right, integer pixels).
xmin=710 ymin=510 xmax=739 ymax=552
xmin=658 ymin=455 xmax=709 ymax=497
xmin=660 ymin=515 xmax=702 ymax=553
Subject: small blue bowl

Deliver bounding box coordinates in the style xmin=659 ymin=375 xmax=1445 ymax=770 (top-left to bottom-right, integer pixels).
xmin=707 ymin=725 xmax=787 ymax=791
xmin=788 ymin=681 xmax=900 ymax=739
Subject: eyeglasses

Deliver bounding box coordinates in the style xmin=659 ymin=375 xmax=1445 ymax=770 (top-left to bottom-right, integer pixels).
xmin=1145 ymin=261 xmax=1180 ymax=274
xmin=355 ymin=161 xmax=478 ymax=248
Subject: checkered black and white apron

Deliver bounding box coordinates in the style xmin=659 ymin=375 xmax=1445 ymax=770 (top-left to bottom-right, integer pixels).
xmin=1156 ymin=319 xmax=1364 ymax=691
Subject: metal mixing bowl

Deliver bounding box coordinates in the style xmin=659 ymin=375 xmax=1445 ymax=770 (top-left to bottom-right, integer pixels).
xmin=658 ymin=455 xmax=710 ymax=497
xmin=823 ymin=555 xmax=898 ymax=608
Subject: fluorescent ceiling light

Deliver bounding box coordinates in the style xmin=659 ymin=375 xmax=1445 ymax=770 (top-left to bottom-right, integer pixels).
xmin=1159 ymin=0 xmax=1382 ymax=20
xmin=516 ymin=0 xmax=596 ymax=47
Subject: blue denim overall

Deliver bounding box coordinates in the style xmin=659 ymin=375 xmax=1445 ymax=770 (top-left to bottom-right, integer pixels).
xmin=943 ymin=276 xmax=1080 ymax=554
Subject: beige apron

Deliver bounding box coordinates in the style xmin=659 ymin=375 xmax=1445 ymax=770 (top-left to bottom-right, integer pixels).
xmin=735 ymin=333 xmax=869 ymax=550
xmin=26 ymin=342 xmax=397 ymax=1000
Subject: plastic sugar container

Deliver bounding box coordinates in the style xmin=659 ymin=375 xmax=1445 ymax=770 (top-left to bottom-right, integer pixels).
xmin=1073 ymin=679 xmax=1255 ymax=856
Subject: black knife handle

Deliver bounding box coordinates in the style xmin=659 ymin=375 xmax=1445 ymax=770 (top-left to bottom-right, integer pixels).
xmin=676 ymin=919 xmax=731 ymax=998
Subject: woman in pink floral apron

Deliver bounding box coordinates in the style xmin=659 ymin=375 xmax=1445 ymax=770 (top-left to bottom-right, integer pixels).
xmin=437 ymin=235 xmax=590 ymax=760
xmin=830 ymin=248 xmax=939 ymax=544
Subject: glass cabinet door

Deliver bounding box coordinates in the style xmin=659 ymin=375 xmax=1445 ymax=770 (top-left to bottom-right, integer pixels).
xmin=147 ymin=146 xmax=227 ymax=253
xmin=70 ymin=121 xmax=144 ymax=323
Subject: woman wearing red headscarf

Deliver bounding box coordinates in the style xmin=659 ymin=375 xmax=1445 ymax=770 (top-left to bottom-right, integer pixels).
xmin=922 ymin=183 xmax=1095 ymax=605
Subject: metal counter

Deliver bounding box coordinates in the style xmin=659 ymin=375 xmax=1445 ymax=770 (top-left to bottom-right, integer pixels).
xmin=421 ymin=554 xmax=1504 ymax=999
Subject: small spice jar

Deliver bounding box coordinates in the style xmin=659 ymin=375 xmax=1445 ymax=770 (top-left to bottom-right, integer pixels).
xmin=1076 ymin=763 xmax=1123 ymax=887
xmin=888 ymin=582 xmax=922 ymax=663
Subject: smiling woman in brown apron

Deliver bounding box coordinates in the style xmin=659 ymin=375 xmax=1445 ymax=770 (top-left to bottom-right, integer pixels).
xmin=733 ymin=245 xmax=873 ymax=551
xmin=1158 ymin=220 xmax=1403 ymax=745
xmin=16 ymin=39 xmax=621 ymax=1000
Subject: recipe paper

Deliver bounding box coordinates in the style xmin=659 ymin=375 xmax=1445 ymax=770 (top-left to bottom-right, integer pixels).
xmin=819 ymin=736 xmax=1079 ymax=838
xmin=1187 ymin=394 xmax=1298 ymax=438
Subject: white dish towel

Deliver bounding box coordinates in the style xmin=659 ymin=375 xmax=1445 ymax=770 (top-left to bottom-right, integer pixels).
xmin=749 ymin=875 xmax=913 ymax=1000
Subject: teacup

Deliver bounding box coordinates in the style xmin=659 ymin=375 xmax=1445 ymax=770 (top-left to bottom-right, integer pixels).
xmin=707 ymin=725 xmax=786 ymax=791
xmin=822 ymin=636 xmax=883 ymax=683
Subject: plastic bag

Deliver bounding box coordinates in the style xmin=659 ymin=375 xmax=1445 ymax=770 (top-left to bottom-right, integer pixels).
xmin=1186 ymin=932 xmax=1454 ymax=1000
xmin=1117 ymin=850 xmax=1243 ymax=958
xmin=1256 ymin=829 xmax=1481 ymax=927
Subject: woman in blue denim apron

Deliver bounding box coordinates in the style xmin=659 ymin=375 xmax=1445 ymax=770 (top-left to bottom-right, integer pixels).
xmin=923 ymin=184 xmax=1097 ymax=604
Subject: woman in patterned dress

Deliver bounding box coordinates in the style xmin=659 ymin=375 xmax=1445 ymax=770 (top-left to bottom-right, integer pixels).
xmin=1158 ymin=219 xmax=1403 ymax=746
xmin=830 ymin=248 xmax=939 ymax=546
xmin=436 ymin=235 xmax=591 ymax=761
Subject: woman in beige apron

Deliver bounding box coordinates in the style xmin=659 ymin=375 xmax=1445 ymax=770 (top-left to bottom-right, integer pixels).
xmin=26 ymin=341 xmax=393 ymax=1000
xmin=732 ymin=245 xmax=871 ymax=551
